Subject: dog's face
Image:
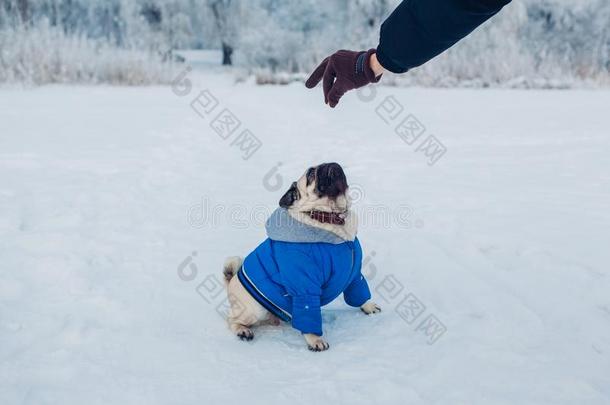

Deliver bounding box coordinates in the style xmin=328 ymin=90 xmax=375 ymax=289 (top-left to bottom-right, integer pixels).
xmin=279 ymin=162 xmax=349 ymax=212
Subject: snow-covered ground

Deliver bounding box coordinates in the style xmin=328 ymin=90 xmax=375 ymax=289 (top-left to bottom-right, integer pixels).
xmin=1 ymin=72 xmax=609 ymax=404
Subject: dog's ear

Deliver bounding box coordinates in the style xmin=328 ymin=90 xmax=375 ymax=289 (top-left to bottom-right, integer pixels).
xmin=279 ymin=182 xmax=300 ymax=208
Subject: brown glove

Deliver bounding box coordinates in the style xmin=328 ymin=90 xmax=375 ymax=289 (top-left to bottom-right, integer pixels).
xmin=305 ymin=49 xmax=382 ymax=108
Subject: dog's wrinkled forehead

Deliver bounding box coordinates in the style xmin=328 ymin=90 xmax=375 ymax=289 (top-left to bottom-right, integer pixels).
xmin=279 ymin=163 xmax=349 ymax=209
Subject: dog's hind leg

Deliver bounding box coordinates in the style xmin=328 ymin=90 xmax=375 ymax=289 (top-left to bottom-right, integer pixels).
xmin=225 ymin=271 xmax=270 ymax=342
xmin=229 ymin=322 xmax=255 ymax=341
xmin=258 ymin=314 xmax=281 ymax=326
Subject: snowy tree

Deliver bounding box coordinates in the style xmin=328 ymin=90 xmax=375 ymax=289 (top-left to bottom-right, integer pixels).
xmin=0 ymin=0 xmax=608 ymax=86
xmin=346 ymin=0 xmax=396 ymax=48
xmin=207 ymin=0 xmax=239 ymax=65
xmin=0 ymin=0 xmax=31 ymax=27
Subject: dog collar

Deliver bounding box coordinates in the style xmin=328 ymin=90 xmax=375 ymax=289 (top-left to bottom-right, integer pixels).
xmin=308 ymin=210 xmax=345 ymax=225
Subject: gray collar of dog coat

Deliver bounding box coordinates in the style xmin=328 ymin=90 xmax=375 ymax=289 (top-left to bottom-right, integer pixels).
xmin=265 ymin=208 xmax=348 ymax=244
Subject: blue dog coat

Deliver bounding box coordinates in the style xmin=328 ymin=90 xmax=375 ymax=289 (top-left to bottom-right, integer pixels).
xmin=239 ymin=208 xmax=371 ymax=336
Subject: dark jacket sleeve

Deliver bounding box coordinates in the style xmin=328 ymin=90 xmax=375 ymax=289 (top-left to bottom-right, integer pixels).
xmin=376 ymin=0 xmax=511 ymax=73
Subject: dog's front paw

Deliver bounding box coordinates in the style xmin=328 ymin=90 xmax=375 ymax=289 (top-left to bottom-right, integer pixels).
xmin=303 ymin=334 xmax=329 ymax=352
xmin=308 ymin=338 xmax=329 ymax=352
xmin=360 ymin=301 xmax=381 ymax=315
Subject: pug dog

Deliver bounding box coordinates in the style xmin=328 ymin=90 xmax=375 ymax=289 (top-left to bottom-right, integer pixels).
xmin=222 ymin=162 xmax=380 ymax=351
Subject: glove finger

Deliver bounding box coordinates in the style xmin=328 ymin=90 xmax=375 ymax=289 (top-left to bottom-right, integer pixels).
xmin=327 ymin=82 xmax=346 ymax=108
xmin=305 ymin=57 xmax=329 ymax=89
xmin=322 ymin=63 xmax=336 ymax=104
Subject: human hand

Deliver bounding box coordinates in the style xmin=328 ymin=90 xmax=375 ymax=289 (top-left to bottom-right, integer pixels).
xmin=305 ymin=48 xmax=383 ymax=108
